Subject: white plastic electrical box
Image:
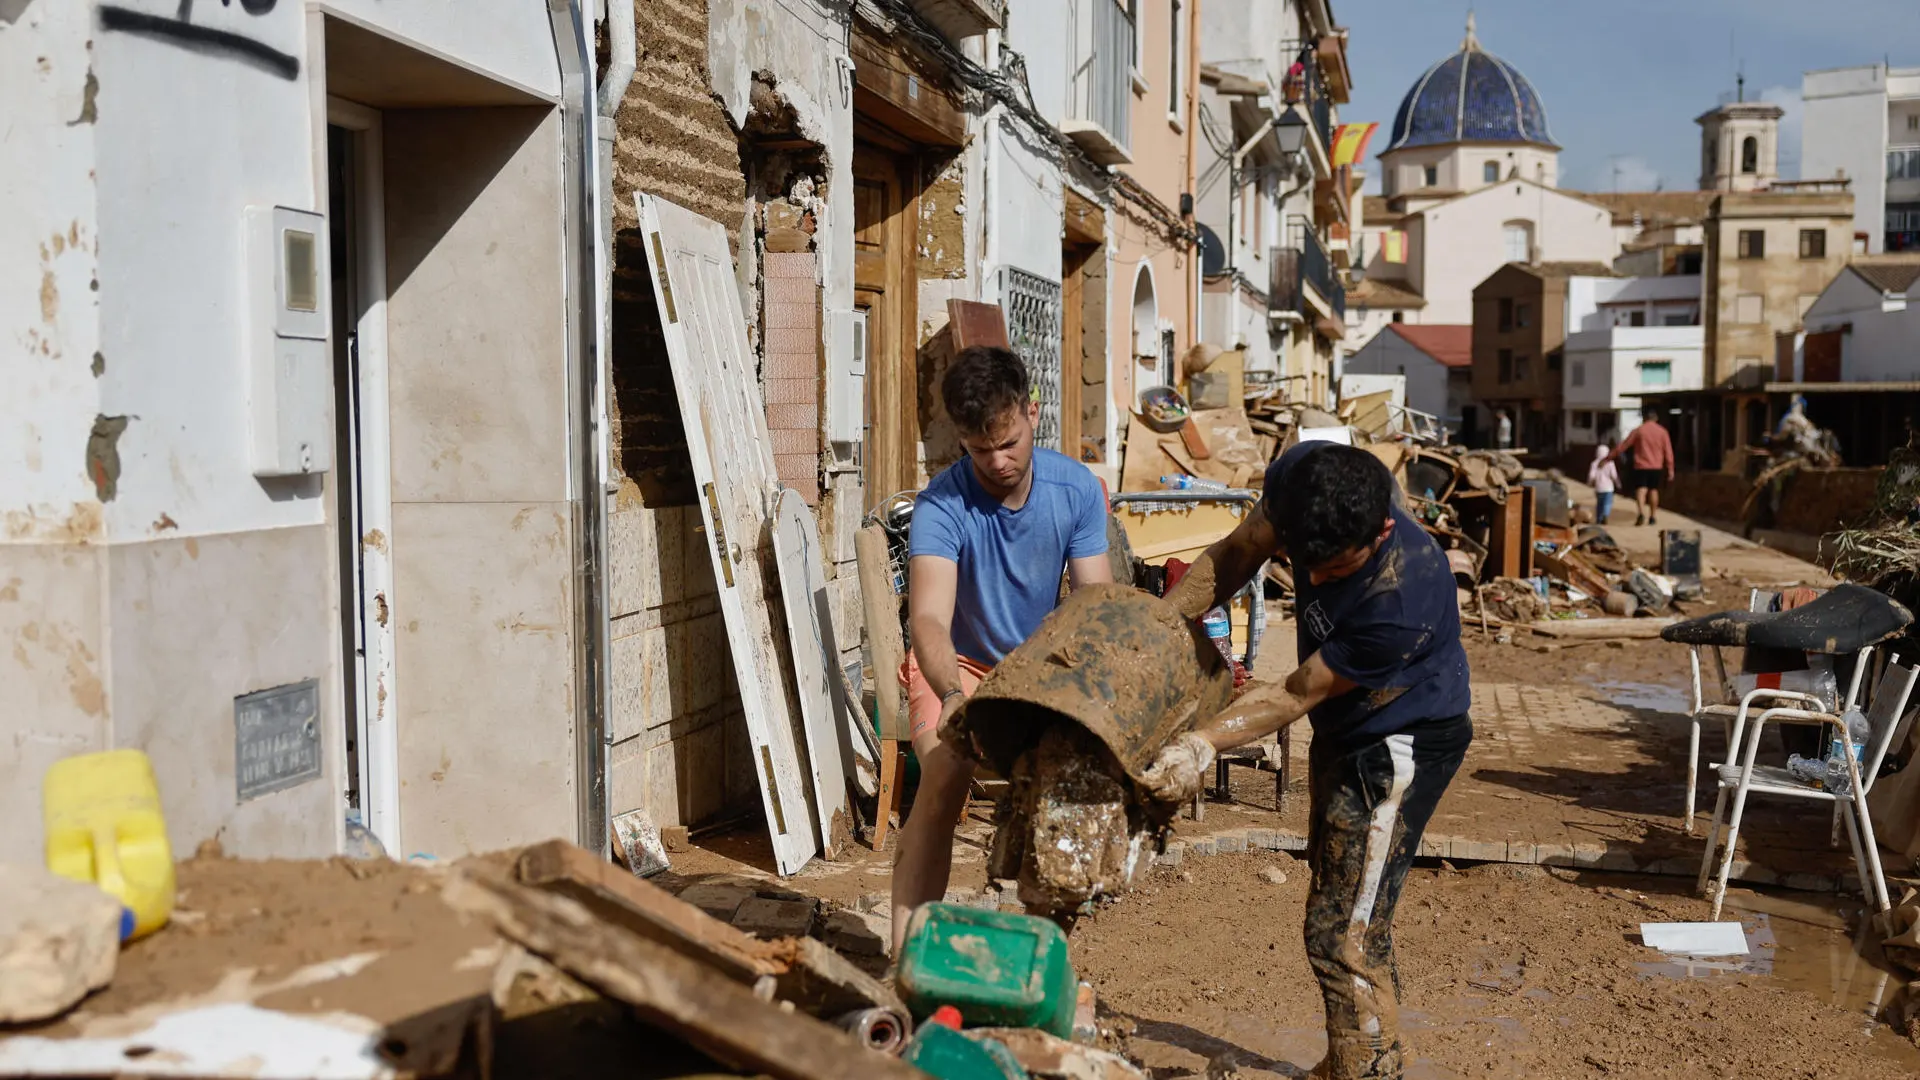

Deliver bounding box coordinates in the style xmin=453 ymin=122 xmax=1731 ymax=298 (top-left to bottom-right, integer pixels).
xmin=824 ymin=308 xmax=865 ymax=451
xmin=245 ymin=206 xmax=332 ymax=478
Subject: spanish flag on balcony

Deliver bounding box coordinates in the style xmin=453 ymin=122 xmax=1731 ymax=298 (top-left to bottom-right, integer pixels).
xmin=1379 ymin=230 xmax=1407 ymax=264
xmin=1330 ymin=122 xmax=1379 ymax=168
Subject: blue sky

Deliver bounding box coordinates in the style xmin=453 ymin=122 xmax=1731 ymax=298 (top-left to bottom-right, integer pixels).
xmin=1339 ymin=0 xmax=1920 ymax=193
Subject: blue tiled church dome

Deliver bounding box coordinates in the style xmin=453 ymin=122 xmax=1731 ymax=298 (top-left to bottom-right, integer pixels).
xmin=1387 ymin=16 xmax=1556 ymax=152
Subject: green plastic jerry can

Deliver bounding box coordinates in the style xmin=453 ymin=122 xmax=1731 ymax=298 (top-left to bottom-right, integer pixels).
xmin=901 ymin=1008 xmax=1029 ymax=1080
xmin=896 ymin=903 xmax=1078 ymax=1038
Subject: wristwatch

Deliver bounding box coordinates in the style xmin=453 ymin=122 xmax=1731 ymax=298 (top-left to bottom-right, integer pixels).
xmin=941 ymin=688 xmax=967 ymax=706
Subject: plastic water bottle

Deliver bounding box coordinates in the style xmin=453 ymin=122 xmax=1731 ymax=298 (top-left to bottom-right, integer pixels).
xmin=1786 ymin=753 xmax=1828 ymax=787
xmin=1820 ymin=708 xmax=1872 ymax=797
xmin=1162 ymin=475 xmax=1229 ymax=493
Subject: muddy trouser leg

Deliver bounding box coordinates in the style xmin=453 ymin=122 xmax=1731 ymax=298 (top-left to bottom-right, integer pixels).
xmin=1304 ymin=718 xmax=1471 ymax=1080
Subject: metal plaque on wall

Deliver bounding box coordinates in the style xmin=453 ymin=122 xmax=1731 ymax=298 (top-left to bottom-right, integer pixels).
xmin=235 ymin=680 xmax=321 ymax=802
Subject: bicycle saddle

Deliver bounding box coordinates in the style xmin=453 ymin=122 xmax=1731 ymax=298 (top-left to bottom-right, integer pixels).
xmin=1661 ymin=583 xmax=1913 ymax=654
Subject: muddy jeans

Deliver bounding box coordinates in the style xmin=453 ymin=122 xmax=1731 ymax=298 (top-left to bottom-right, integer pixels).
xmin=1304 ymin=716 xmax=1472 ymax=1080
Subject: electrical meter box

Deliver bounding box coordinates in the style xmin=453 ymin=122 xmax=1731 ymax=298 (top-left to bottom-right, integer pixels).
xmin=245 ymin=206 xmax=332 ymax=478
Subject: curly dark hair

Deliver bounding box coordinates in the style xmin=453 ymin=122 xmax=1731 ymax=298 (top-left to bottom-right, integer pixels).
xmin=941 ymin=346 xmax=1030 ymax=434
xmin=1269 ymin=445 xmax=1395 ymax=568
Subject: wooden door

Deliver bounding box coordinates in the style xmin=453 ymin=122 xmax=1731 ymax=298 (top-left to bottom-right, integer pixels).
xmin=853 ymin=143 xmax=920 ymax=502
xmin=636 ymin=193 xmax=819 ymax=875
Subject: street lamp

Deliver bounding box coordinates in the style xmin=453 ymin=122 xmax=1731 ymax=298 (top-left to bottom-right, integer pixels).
xmin=1273 ymin=105 xmax=1309 ymax=159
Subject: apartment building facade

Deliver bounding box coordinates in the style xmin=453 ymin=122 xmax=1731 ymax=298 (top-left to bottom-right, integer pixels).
xmin=1194 ymin=0 xmax=1352 ymax=408
xmin=1802 ymin=63 xmax=1920 ymax=253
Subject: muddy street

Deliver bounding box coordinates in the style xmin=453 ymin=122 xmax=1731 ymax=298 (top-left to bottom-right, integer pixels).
xmin=1074 ymin=854 xmax=1920 ymax=1078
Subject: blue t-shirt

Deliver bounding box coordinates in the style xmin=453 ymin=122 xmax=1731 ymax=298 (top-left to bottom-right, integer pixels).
xmin=1263 ymin=443 xmax=1472 ymax=752
xmin=909 ymin=448 xmax=1110 ymax=664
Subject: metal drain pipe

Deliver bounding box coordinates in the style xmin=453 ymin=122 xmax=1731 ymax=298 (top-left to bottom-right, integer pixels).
xmin=549 ymin=0 xmax=612 ymax=858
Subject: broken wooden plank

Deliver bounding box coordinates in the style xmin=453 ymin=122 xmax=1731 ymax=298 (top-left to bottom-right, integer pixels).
xmin=516 ymin=841 xmax=905 ymax=1018
xmin=516 ymin=840 xmax=782 ymax=985
xmin=1534 ymin=549 xmax=1612 ymax=600
xmin=444 ymin=869 xmax=925 ymax=1080
xmin=1529 ymin=617 xmax=1678 ymax=640
xmin=764 ymin=935 xmax=909 ymax=1019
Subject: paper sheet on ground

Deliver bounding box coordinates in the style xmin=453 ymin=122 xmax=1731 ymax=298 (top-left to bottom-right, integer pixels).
xmin=1640 ymin=921 xmax=1749 ymax=957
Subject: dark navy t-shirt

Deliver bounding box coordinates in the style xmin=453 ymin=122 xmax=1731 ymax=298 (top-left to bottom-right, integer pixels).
xmin=1263 ymin=443 xmax=1472 ymax=753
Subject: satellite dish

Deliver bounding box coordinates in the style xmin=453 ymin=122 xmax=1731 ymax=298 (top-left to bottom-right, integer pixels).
xmin=1198 ymin=224 xmax=1226 ymax=277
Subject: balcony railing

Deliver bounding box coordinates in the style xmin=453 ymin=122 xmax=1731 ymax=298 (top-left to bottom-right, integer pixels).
xmin=1280 ymin=40 xmax=1335 ymax=162
xmin=1269 ymin=220 xmax=1345 ymax=321
xmin=1889 ymin=146 xmax=1920 ymax=181
xmin=1063 ymin=0 xmax=1133 ymax=164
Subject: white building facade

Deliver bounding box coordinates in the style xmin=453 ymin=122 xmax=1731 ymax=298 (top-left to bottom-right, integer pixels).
xmin=1350 ymin=16 xmax=1619 ymax=339
xmin=3 ymin=0 xmax=600 ymax=865
xmin=1562 ymin=275 xmax=1705 ymax=448
xmin=1802 ymin=63 xmax=1920 ymax=254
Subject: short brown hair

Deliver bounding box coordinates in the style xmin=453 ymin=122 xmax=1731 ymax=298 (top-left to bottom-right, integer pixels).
xmin=941 ymin=346 xmax=1029 ymax=434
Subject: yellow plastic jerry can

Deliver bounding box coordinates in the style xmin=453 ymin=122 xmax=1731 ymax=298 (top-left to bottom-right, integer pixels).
xmin=44 ymin=749 xmax=175 ymax=941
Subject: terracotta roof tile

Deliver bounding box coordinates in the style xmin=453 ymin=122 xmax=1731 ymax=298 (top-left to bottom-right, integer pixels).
xmin=1389 ymin=323 xmax=1473 ymax=368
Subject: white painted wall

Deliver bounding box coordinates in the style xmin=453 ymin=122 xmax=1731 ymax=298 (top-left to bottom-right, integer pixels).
xmin=2 ymin=0 xmax=101 ymax=538
xmin=1008 ymin=3 xmax=1071 ymax=125
xmin=1342 ymin=328 xmax=1453 ymax=424
xmin=1563 ymin=326 xmax=1703 ymax=443
xmin=1567 ymin=274 xmax=1700 ymax=331
xmin=1803 ymin=65 xmax=1893 ymax=253
xmin=320 ymin=0 xmax=561 ymax=98
xmin=1380 ymin=143 xmax=1557 ymax=199
xmin=1804 ymin=268 xmax=1920 ymax=383
xmin=1408 ymin=181 xmax=1618 ymax=324
xmin=987 ymin=120 xmax=1063 ymax=285
xmin=1 ymin=0 xmax=574 ymax=865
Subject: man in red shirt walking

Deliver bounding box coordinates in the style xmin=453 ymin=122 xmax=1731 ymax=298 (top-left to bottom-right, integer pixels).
xmin=1605 ymin=409 xmax=1676 ymax=526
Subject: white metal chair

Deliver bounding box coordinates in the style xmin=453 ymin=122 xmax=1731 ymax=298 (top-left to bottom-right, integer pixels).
xmin=1681 ymin=589 xmax=1827 ymax=833
xmin=1697 ymin=653 xmax=1917 ymax=919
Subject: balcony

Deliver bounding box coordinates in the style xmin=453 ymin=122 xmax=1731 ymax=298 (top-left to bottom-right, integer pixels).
xmin=1270 ymin=219 xmax=1346 ymax=323
xmin=909 ymin=0 xmax=1005 ymax=40
xmin=1063 ymin=0 xmax=1133 ymax=166
xmin=1280 ymin=40 xmax=1336 ymax=175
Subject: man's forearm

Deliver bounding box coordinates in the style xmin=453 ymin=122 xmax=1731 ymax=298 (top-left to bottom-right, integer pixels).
xmin=1192 ymin=680 xmax=1312 ymax=752
xmin=1164 ymin=538 xmax=1265 ymax=621
xmin=908 ymin=616 xmax=966 ymax=700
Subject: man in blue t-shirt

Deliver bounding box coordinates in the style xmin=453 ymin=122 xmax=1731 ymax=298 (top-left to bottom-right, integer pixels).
xmin=892 ymin=345 xmax=1112 ymax=955
xmin=1154 ymin=441 xmax=1473 ymax=1080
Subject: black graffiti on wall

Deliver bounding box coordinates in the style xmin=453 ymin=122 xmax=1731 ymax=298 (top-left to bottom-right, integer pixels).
xmin=99 ymin=1 xmax=299 ymax=81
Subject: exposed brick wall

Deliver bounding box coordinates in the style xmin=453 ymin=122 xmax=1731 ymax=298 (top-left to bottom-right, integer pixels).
xmin=611 ymin=0 xmax=745 ymax=235
xmin=605 ymin=0 xmax=759 ymax=829
xmin=763 ymin=252 xmax=822 ymax=505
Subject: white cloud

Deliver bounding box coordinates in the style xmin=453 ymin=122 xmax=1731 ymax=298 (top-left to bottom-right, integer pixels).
xmin=1758 ymin=84 xmax=1804 ymax=180
xmin=1592 ymin=155 xmax=1664 ymax=193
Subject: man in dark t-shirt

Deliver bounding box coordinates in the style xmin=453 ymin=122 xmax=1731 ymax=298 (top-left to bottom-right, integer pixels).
xmin=1154 ymin=442 xmax=1473 ymax=1080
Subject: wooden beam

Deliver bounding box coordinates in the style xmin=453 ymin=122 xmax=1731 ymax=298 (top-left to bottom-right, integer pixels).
xmin=515 ymin=840 xmax=781 ymax=985
xmin=445 ymin=869 xmax=926 ymax=1080
xmin=850 ymin=27 xmax=966 ymax=148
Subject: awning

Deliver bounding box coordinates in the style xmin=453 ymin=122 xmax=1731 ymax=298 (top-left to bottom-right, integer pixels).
xmin=1767 ymin=381 xmax=1920 ymax=393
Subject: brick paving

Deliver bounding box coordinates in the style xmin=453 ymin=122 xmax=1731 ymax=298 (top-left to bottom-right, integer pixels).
xmin=1175 ymin=678 xmax=1876 ymax=892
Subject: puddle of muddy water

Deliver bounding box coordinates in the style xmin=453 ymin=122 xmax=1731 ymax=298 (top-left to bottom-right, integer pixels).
xmin=1638 ymin=890 xmax=1908 ymax=1028
xmin=1594 ymin=680 xmax=1692 ymax=716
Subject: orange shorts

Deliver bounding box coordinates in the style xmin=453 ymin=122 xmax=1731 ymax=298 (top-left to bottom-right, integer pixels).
xmin=900 ymin=651 xmax=994 ymax=742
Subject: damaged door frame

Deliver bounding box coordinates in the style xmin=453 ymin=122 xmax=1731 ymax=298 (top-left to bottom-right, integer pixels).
xmin=326 ymin=95 xmax=401 ymax=855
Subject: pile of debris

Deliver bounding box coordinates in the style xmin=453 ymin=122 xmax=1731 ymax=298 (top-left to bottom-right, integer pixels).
xmin=2 ymin=840 xmax=1151 ymax=1080
xmin=1114 ymin=363 xmax=1704 ymax=639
